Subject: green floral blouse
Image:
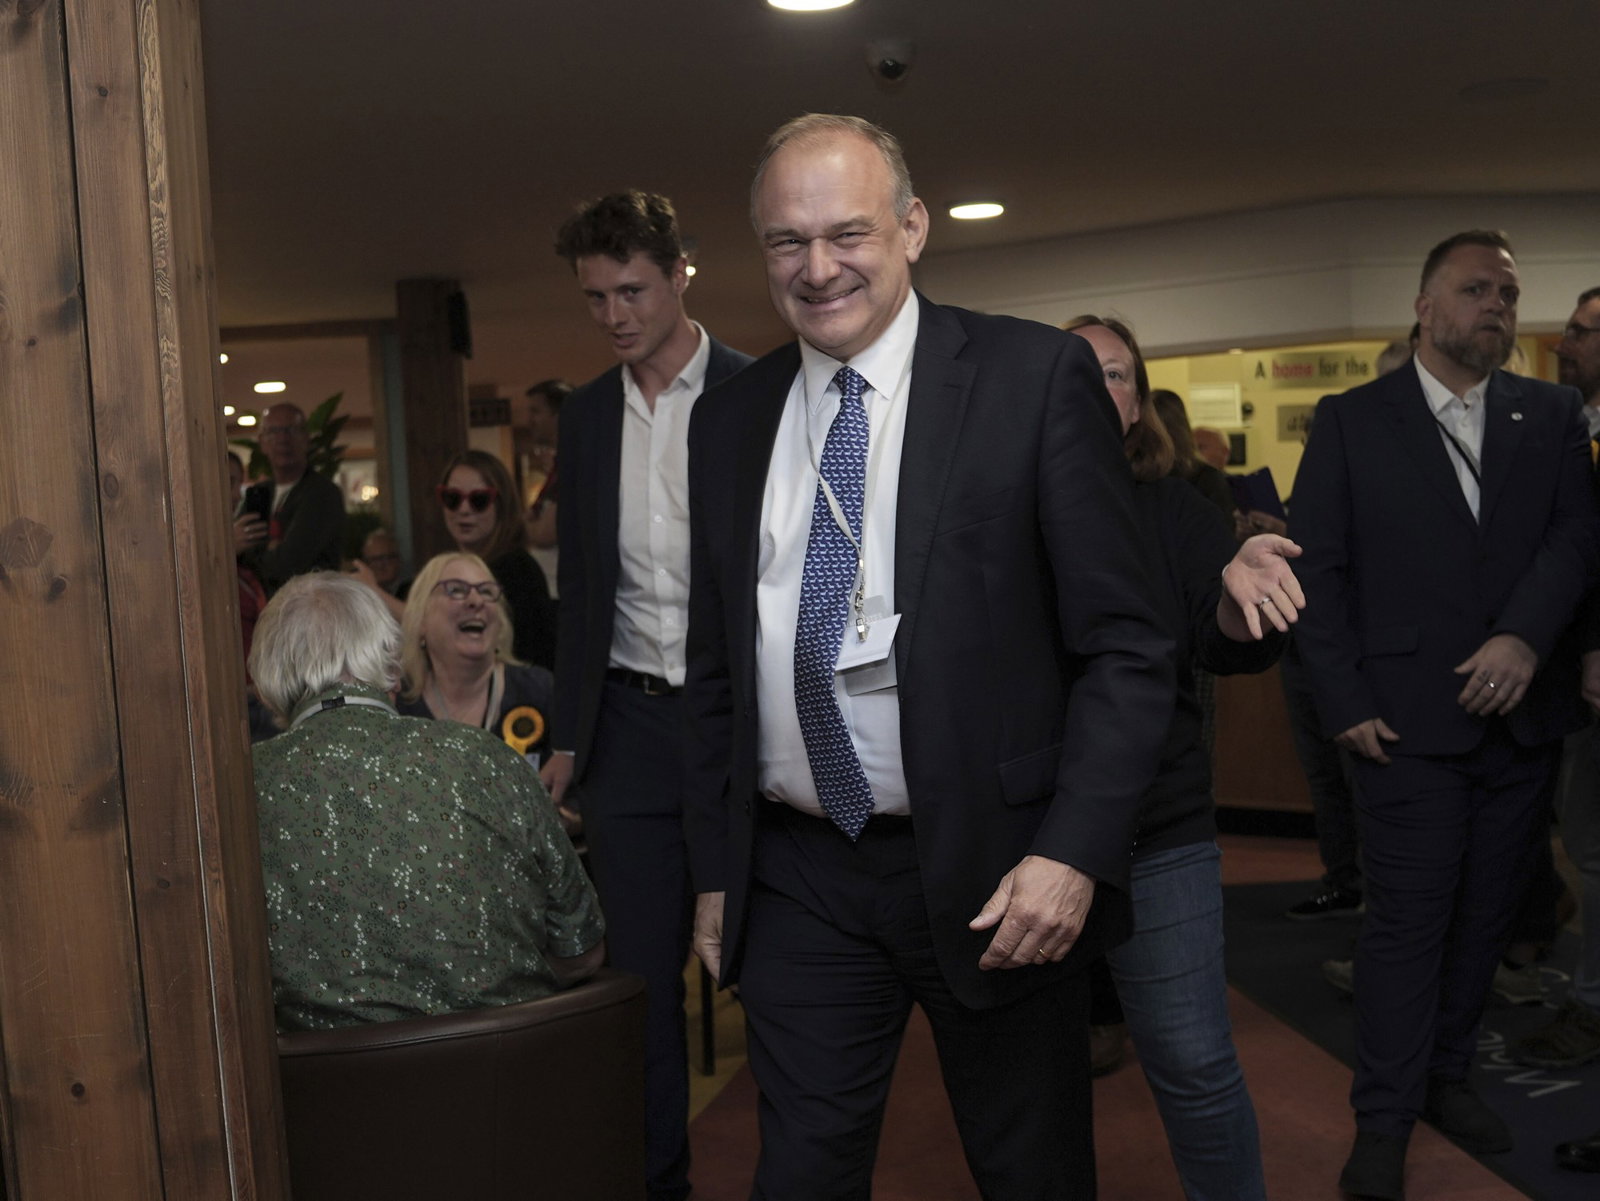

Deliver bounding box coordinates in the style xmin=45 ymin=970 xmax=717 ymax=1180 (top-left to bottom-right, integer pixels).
xmin=253 ymin=684 xmax=603 ymax=1031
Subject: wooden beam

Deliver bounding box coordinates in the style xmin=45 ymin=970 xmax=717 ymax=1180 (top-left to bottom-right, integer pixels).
xmin=396 ymin=278 xmax=469 ymax=561
xmin=0 ymin=0 xmax=288 ymax=1196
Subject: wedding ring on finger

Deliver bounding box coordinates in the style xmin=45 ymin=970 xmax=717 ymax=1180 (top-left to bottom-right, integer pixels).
xmin=1487 ymin=681 xmax=1498 ymax=690
xmin=1257 ymin=597 xmax=1272 ymax=608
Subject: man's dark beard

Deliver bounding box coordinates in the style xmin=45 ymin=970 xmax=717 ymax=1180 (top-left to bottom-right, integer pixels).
xmin=1435 ymin=326 xmax=1513 ymax=377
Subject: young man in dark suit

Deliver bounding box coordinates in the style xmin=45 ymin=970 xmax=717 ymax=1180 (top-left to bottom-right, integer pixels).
xmin=683 ymin=115 xmax=1174 ymax=1199
xmin=1291 ymin=231 xmax=1600 ymax=1199
xmin=543 ymin=191 xmax=752 ymax=1201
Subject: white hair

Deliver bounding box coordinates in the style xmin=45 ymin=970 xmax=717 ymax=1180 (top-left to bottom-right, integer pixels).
xmin=249 ymin=573 xmax=402 ymax=723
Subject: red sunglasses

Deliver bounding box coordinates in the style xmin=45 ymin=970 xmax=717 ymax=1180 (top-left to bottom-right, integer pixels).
xmin=437 ymin=485 xmax=498 ymax=513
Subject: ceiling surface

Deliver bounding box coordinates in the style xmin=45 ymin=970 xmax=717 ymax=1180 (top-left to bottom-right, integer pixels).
xmin=200 ymin=0 xmax=1600 ymax=415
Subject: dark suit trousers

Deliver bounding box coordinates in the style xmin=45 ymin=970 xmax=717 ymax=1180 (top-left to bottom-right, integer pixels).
xmin=739 ymin=802 xmax=1093 ymax=1201
xmin=581 ymin=682 xmax=694 ymax=1201
xmin=1348 ymin=723 xmax=1556 ymax=1135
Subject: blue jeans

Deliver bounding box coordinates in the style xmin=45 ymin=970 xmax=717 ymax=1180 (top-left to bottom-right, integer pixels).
xmin=1106 ymin=841 xmax=1266 ymax=1201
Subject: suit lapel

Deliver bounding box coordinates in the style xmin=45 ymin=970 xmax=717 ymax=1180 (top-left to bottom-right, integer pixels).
xmin=894 ymin=298 xmax=974 ymax=685
xmin=1477 ymin=370 xmax=1526 ymax=529
xmin=1384 ymin=368 xmax=1478 ymax=532
xmin=730 ymin=348 xmax=799 ymax=696
xmin=593 ymin=369 xmax=626 ymax=599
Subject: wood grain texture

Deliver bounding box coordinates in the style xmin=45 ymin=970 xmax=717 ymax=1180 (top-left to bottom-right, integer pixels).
xmin=396 ymin=278 xmax=469 ymax=561
xmin=0 ymin=2 xmax=167 ymax=1196
xmin=0 ymin=0 xmax=289 ymax=1196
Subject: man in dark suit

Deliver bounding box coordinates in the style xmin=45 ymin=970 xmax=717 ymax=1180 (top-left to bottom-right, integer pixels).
xmin=684 ymin=114 xmax=1174 ymax=1199
xmin=543 ymin=190 xmax=752 ymax=1201
xmin=1291 ymin=231 xmax=1600 ymax=1200
xmin=236 ymin=402 xmax=345 ymax=595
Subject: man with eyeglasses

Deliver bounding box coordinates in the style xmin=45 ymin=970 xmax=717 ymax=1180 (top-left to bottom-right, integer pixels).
xmin=1508 ymin=286 xmax=1600 ymax=1175
xmin=237 ymin=402 xmax=345 ymax=595
xmin=1292 ymin=233 xmax=1600 ymax=1198
xmin=545 ymin=190 xmax=753 ymax=1201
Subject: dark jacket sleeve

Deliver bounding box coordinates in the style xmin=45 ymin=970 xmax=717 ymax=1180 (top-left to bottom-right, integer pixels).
xmin=550 ymin=393 xmax=590 ymax=753
xmin=251 ymin=471 xmax=346 ymax=591
xmin=1166 ymin=480 xmax=1286 ymax=677
xmin=493 ymin=550 xmax=556 ymax=670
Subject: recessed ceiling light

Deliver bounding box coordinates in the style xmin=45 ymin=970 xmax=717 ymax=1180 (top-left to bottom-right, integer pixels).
xmin=768 ymin=0 xmax=854 ymax=10
xmin=237 ymin=414 xmax=258 ymax=427
xmin=223 ymin=405 xmax=235 ymax=416
xmin=949 ymin=202 xmax=1004 ymax=221
xmin=253 ymin=381 xmax=286 ymax=394
xmin=218 ymin=352 xmax=229 ymax=364
xmin=685 ymin=265 xmax=698 ymax=277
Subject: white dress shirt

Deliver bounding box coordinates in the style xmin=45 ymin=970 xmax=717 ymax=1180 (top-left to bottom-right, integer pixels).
xmin=1416 ymin=357 xmax=1488 ymax=520
xmin=756 ymin=294 xmax=919 ymax=817
xmin=609 ymin=324 xmax=711 ymax=684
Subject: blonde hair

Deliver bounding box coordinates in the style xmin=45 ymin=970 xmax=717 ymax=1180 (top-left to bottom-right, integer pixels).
xmin=249 ymin=573 xmax=401 ymax=724
xmin=399 ymin=553 xmax=517 ymax=700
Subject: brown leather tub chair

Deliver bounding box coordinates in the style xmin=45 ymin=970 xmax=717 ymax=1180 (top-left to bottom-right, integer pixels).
xmin=278 ymin=968 xmax=646 ymax=1201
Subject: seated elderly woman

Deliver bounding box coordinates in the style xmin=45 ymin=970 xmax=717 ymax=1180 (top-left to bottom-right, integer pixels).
xmin=248 ymin=572 xmax=603 ymax=1032
xmin=394 ymin=552 xmax=554 ymax=764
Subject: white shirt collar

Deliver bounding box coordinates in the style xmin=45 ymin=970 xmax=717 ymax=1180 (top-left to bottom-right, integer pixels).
xmin=623 ymin=321 xmax=711 ymax=400
xmin=1414 ymin=355 xmax=1489 ymax=415
xmin=798 ymin=291 xmax=920 ymax=410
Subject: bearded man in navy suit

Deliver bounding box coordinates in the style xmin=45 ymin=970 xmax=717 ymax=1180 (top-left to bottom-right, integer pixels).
xmin=1291 ymin=230 xmax=1600 ymax=1200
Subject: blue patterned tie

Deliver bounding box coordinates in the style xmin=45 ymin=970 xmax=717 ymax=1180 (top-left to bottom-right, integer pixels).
xmin=795 ymin=366 xmax=875 ymax=840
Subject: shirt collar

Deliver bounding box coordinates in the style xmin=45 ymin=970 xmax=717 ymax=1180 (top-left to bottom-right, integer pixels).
xmin=622 ymin=321 xmax=711 ymax=400
xmin=799 ymin=291 xmax=920 ymax=411
xmin=1414 ymin=355 xmax=1489 ymax=414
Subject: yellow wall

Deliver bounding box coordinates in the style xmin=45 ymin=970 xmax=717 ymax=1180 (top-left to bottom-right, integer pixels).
xmin=1147 ymin=336 xmax=1545 ymax=501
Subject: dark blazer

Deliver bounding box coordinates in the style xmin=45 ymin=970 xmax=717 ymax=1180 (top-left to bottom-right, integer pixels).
xmin=1290 ymin=363 xmax=1600 ymax=754
xmin=682 ymin=295 xmax=1175 ymax=1009
xmin=241 ymin=470 xmax=346 ymax=594
xmin=551 ymin=336 xmax=754 ymax=776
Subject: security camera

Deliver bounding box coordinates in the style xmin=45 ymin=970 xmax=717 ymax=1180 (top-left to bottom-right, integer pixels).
xmin=865 ymin=38 xmax=914 ymax=85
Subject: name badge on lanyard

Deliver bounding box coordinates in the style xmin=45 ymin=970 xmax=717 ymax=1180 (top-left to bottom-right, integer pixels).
xmin=809 ymin=380 xmax=900 ymax=691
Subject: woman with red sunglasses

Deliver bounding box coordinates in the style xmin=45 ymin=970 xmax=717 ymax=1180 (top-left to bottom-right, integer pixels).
xmin=435 ymin=450 xmax=556 ymax=669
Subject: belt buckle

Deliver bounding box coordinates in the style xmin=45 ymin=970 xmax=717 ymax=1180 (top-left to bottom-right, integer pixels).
xmin=641 ymin=673 xmax=666 ymax=696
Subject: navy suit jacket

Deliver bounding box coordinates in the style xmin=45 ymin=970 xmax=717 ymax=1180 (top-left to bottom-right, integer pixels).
xmin=1290 ymin=363 xmax=1600 ymax=754
xmin=551 ymin=337 xmax=754 ymax=780
xmin=682 ymin=295 xmax=1176 ymax=1009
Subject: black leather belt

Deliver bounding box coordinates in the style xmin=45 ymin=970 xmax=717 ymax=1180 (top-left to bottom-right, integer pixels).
xmin=605 ymin=668 xmax=681 ymax=696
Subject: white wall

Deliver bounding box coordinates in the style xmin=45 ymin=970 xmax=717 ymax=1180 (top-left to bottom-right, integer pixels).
xmin=915 ymin=196 xmax=1600 ymax=354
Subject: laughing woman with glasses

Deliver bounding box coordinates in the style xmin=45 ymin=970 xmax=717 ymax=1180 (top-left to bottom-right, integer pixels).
xmin=396 ymin=552 xmax=553 ymax=766
xmin=433 ymin=450 xmax=556 ymax=669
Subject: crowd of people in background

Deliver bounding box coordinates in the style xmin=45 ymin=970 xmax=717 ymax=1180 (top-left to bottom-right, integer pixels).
xmin=231 ymin=112 xmax=1600 ymax=1201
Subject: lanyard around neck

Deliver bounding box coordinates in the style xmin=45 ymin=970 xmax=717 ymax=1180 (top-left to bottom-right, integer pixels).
xmin=805 ymin=377 xmax=893 ymax=642
xmin=288 ymin=693 xmax=395 ymax=731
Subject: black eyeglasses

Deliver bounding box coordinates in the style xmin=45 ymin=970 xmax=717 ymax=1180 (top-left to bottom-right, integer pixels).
xmin=437 ymin=485 xmax=498 ymax=512
xmin=1563 ymin=322 xmax=1600 ymax=343
xmin=433 ymin=578 xmax=504 ymax=602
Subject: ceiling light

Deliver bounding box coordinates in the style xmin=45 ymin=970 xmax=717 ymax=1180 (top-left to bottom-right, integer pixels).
xmin=685 ymin=265 xmax=697 ymax=277
xmin=218 ymin=352 xmax=229 ymax=364
xmin=253 ymin=381 xmax=286 ymax=394
xmin=1228 ymin=348 xmax=1244 ymax=355
xmin=949 ymin=202 xmax=1004 ymax=221
xmin=768 ymin=0 xmax=854 ymax=10
xmin=223 ymin=405 xmax=235 ymax=416
xmin=237 ymin=414 xmax=258 ymax=427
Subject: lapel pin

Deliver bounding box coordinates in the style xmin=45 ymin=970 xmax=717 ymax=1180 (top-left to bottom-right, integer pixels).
xmin=1511 ymin=412 xmax=1523 ymax=421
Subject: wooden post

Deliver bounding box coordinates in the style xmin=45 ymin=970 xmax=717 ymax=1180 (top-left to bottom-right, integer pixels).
xmin=0 ymin=0 xmax=288 ymax=1197
xmin=396 ymin=278 xmax=470 ymax=562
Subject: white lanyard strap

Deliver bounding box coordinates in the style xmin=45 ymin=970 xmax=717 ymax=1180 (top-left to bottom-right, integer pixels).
xmin=806 ymin=378 xmax=891 ymax=642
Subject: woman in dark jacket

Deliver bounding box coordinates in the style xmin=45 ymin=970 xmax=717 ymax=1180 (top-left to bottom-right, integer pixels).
xmin=1065 ymin=315 xmax=1304 ymax=1201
